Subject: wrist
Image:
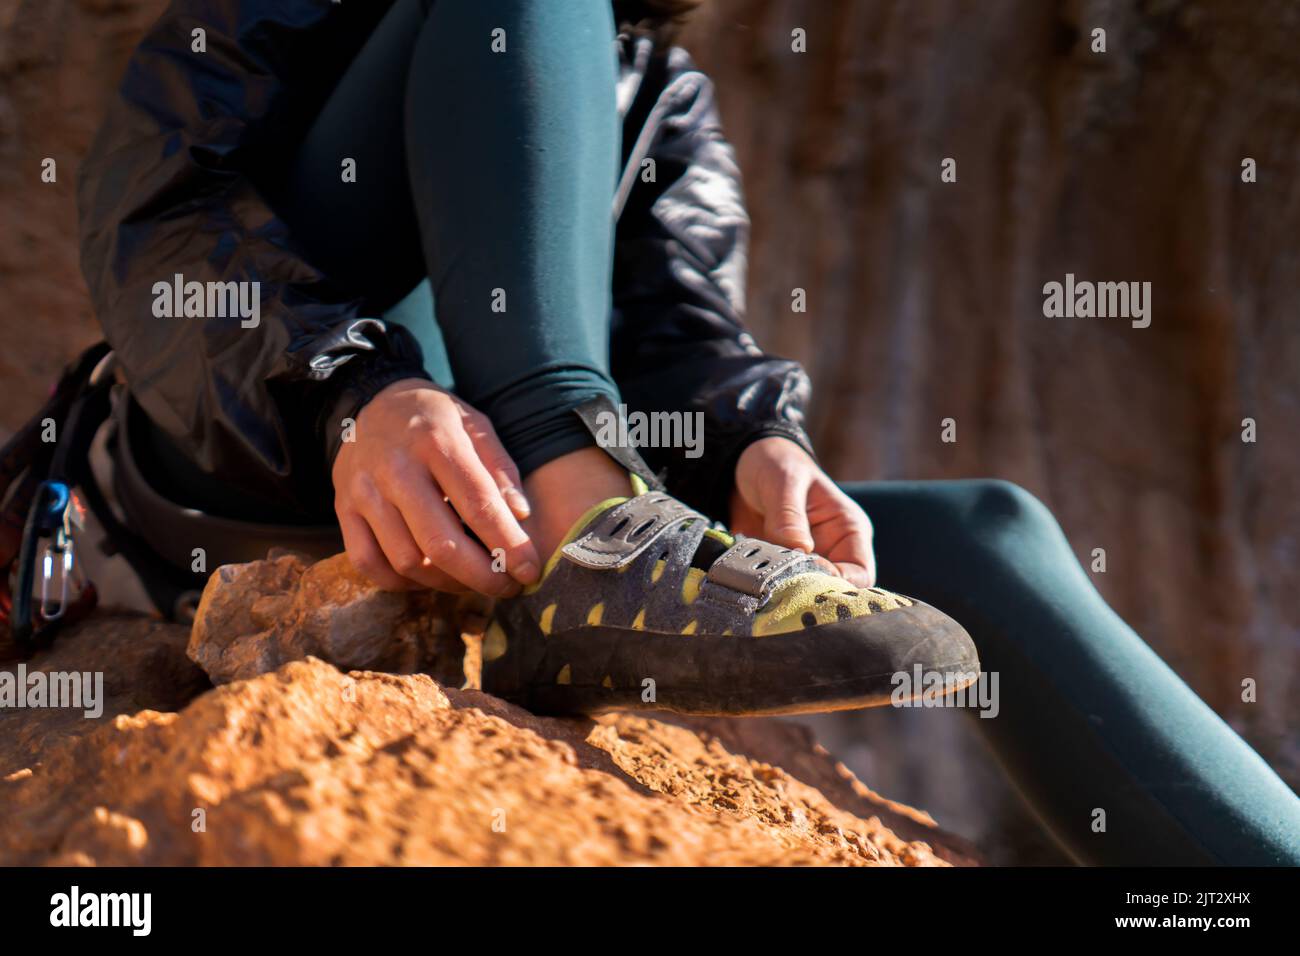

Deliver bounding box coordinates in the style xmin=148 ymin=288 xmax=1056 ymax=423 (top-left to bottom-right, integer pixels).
xmin=730 ymin=434 xmax=818 ymax=519
xmin=734 ymin=433 xmax=816 ymax=481
xmin=740 ymin=433 xmax=814 ymax=460
xmin=321 ymin=366 xmax=431 ymax=468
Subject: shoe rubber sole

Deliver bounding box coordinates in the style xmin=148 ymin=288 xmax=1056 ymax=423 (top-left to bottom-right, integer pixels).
xmin=483 ymin=599 xmax=980 ymax=717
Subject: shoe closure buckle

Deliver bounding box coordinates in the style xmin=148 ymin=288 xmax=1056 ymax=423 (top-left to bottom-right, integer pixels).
xmin=700 ymin=538 xmax=813 ymax=607
xmin=561 ymin=495 xmax=703 ymax=570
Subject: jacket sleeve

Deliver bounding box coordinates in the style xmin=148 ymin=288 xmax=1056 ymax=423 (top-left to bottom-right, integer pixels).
xmin=611 ymin=48 xmax=815 ymax=520
xmin=76 ymin=0 xmax=428 ymax=516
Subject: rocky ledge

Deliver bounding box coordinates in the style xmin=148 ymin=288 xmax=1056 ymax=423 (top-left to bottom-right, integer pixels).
xmin=0 ymin=554 xmax=978 ymax=866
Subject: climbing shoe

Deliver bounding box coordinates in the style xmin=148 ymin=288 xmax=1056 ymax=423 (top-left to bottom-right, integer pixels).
xmin=481 ymin=479 xmax=980 ymax=716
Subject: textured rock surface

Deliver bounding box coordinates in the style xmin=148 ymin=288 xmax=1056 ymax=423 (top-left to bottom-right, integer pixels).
xmin=0 ymin=613 xmax=210 ymax=774
xmin=0 ymin=612 xmax=977 ymax=866
xmin=189 ymin=552 xmax=468 ymax=688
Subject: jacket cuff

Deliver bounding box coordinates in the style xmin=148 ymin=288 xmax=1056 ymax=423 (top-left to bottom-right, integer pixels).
xmin=736 ymin=421 xmax=818 ymax=463
xmin=309 ymin=317 xmax=434 ymax=468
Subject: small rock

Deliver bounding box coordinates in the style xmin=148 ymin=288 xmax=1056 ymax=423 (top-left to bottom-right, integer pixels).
xmin=187 ymin=552 xmax=468 ymax=687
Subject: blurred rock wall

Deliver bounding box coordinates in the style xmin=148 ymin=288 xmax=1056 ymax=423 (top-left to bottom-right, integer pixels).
xmin=681 ymin=0 xmax=1299 ymax=853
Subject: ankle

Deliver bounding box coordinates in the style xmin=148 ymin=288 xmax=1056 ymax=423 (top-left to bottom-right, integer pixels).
xmin=523 ymin=446 xmax=632 ymax=557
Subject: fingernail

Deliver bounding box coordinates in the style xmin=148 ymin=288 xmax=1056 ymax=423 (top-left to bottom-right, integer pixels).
xmin=515 ymin=560 xmax=539 ymax=584
xmin=507 ymin=488 xmax=531 ymax=518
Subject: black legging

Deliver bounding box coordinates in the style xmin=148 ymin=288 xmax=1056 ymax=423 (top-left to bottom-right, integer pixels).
xmin=242 ymin=0 xmax=1300 ymax=864
xmin=258 ymin=0 xmax=623 ymax=478
xmin=844 ymin=480 xmax=1300 ymax=866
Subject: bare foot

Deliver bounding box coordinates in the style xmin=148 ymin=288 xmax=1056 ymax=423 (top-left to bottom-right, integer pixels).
xmin=522 ymin=446 xmax=632 ymax=559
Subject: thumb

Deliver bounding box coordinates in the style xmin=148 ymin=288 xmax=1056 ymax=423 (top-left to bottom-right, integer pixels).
xmin=762 ymin=470 xmax=815 ymax=553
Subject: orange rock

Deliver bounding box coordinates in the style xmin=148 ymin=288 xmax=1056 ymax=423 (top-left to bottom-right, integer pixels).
xmin=0 ymin=609 xmax=976 ymax=866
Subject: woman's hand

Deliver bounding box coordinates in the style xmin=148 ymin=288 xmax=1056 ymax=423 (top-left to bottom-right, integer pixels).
xmin=730 ymin=436 xmax=877 ymax=588
xmin=332 ymin=379 xmax=540 ymax=595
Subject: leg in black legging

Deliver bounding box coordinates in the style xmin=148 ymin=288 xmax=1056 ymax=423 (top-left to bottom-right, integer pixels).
xmin=265 ymin=0 xmax=622 ymax=477
xmin=841 ymin=478 xmax=1300 ymax=865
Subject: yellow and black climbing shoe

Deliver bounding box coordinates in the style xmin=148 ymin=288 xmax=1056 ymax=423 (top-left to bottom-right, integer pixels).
xmin=481 ymin=481 xmax=980 ymax=716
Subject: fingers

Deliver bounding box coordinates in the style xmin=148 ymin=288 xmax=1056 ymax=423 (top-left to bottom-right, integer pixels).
xmin=833 ymin=557 xmax=875 ymax=589
xmin=761 ymin=467 xmax=816 ymax=553
xmin=331 ymin=383 xmax=538 ymax=596
xmin=338 ymin=509 xmax=422 ymax=592
xmin=374 ymin=457 xmax=522 ymax=598
xmin=357 ymin=494 xmax=476 ymax=594
xmin=465 ymin=412 xmax=531 ymax=521
xmin=848 ymin=538 xmax=878 ymax=588
xmin=837 ymin=496 xmax=877 ymax=587
xmin=811 ymin=487 xmax=878 ymax=588
xmin=423 ymin=428 xmax=540 ymax=587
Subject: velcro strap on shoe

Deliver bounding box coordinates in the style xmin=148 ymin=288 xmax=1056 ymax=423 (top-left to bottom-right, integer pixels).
xmin=703 ymin=538 xmax=812 ymax=600
xmin=561 ymin=494 xmax=703 ymax=570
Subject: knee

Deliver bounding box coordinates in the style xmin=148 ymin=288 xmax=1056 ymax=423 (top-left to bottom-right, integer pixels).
xmin=962 ymin=479 xmax=1059 ymax=539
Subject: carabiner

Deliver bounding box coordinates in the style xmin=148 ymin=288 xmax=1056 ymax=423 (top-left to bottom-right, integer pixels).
xmin=11 ymin=480 xmax=84 ymax=646
xmin=38 ymin=534 xmax=76 ymax=621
